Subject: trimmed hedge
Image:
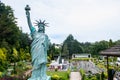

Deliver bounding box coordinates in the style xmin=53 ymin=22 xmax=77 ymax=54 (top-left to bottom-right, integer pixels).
xmin=72 ymin=58 xmax=95 ymax=61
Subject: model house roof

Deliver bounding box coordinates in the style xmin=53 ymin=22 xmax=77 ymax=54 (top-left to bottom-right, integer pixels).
xmin=100 ymin=45 xmax=120 ymax=56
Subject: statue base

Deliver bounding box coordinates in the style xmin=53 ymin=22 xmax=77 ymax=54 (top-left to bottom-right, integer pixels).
xmin=47 ymin=76 xmax=51 ymax=80
xmin=28 ymin=76 xmax=51 ymax=80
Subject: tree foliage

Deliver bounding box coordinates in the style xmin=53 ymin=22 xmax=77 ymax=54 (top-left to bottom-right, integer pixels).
xmin=0 ymin=2 xmax=31 ymax=49
xmin=62 ymin=34 xmax=83 ymax=58
xmin=61 ymin=34 xmax=118 ymax=57
xmin=0 ymin=2 xmax=20 ymax=48
xmin=89 ymin=40 xmax=109 ymax=55
xmin=48 ymin=43 xmax=61 ymax=60
xmin=0 ymin=48 xmax=6 ymax=61
xmin=0 ymin=2 xmax=31 ymax=72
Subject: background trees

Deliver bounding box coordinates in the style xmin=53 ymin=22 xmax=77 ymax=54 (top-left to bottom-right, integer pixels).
xmin=88 ymin=40 xmax=109 ymax=55
xmin=62 ymin=34 xmax=83 ymax=58
xmin=61 ymin=35 xmax=119 ymax=58
xmin=0 ymin=2 xmax=20 ymax=48
xmin=0 ymin=2 xmax=31 ymax=72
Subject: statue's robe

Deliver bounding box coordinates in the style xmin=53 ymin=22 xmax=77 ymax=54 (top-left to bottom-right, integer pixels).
xmin=28 ymin=28 xmax=50 ymax=80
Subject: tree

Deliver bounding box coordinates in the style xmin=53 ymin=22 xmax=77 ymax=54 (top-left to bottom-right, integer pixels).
xmin=0 ymin=2 xmax=21 ymax=48
xmin=81 ymin=42 xmax=91 ymax=53
xmin=0 ymin=2 xmax=31 ymax=54
xmin=62 ymin=43 xmax=68 ymax=54
xmin=89 ymin=40 xmax=109 ymax=55
xmin=109 ymin=39 xmax=114 ymax=47
xmin=48 ymin=43 xmax=59 ymax=60
xmin=19 ymin=33 xmax=31 ymax=49
xmin=0 ymin=2 xmax=31 ymax=72
xmin=62 ymin=34 xmax=83 ymax=58
xmin=114 ymin=40 xmax=120 ymax=45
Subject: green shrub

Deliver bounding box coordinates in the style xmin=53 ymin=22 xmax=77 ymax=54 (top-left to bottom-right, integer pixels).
xmin=79 ymin=69 xmax=86 ymax=80
xmin=85 ymin=75 xmax=97 ymax=80
xmin=72 ymin=58 xmax=90 ymax=61
xmin=89 ymin=75 xmax=97 ymax=80
xmin=55 ymin=68 xmax=58 ymax=72
xmin=80 ymin=69 xmax=102 ymax=80
xmin=51 ymin=74 xmax=61 ymax=80
xmin=0 ymin=72 xmax=3 ymax=78
xmin=73 ymin=66 xmax=77 ymax=71
xmin=24 ymin=65 xmax=32 ymax=70
xmin=17 ymin=61 xmax=24 ymax=66
xmin=47 ymin=71 xmax=69 ymax=80
xmin=47 ymin=63 xmax=50 ymax=67
xmin=104 ymin=72 xmax=108 ymax=79
xmin=0 ymin=66 xmax=5 ymax=72
xmin=96 ymin=73 xmax=101 ymax=80
xmin=82 ymin=74 xmax=86 ymax=80
xmin=80 ymin=68 xmax=85 ymax=76
xmin=67 ymin=69 xmax=70 ymax=78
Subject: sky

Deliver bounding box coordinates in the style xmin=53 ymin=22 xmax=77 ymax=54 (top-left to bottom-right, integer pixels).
xmin=1 ymin=0 xmax=120 ymax=44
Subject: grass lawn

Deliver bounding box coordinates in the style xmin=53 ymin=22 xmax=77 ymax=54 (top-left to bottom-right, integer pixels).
xmin=47 ymin=71 xmax=69 ymax=80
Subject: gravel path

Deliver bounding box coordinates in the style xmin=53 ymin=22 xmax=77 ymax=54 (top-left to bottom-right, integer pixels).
xmin=70 ymin=72 xmax=81 ymax=80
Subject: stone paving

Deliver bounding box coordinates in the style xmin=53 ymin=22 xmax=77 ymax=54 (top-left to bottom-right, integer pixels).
xmin=70 ymin=72 xmax=81 ymax=80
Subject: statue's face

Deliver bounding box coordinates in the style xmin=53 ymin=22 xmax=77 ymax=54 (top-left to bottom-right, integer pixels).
xmin=38 ymin=23 xmax=44 ymax=33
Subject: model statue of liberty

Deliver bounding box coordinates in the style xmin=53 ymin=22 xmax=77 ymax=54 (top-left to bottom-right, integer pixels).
xmin=25 ymin=5 xmax=50 ymax=80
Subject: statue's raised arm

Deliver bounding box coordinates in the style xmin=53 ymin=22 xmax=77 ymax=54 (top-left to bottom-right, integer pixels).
xmin=25 ymin=5 xmax=35 ymax=33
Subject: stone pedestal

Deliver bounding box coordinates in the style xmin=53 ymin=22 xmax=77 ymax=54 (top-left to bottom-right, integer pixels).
xmin=28 ymin=76 xmax=51 ymax=80
xmin=47 ymin=76 xmax=51 ymax=80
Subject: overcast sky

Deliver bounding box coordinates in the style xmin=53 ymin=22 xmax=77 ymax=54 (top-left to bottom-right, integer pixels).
xmin=1 ymin=0 xmax=120 ymax=44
